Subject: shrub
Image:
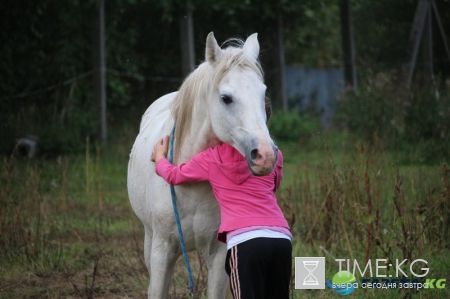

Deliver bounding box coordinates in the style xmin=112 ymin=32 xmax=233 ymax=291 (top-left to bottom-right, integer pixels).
xmin=336 ymin=72 xmax=450 ymax=164
xmin=269 ymin=110 xmax=320 ymax=143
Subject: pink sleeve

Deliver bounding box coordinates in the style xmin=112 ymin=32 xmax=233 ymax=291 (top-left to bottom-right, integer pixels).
xmin=155 ymin=150 xmax=211 ymax=185
xmin=273 ymin=150 xmax=284 ymax=191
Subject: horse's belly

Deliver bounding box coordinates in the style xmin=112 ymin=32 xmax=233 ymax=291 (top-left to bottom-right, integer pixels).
xmin=150 ymin=182 xmax=221 ymax=251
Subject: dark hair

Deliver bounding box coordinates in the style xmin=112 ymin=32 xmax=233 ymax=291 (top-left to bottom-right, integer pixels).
xmin=265 ymin=97 xmax=272 ymax=123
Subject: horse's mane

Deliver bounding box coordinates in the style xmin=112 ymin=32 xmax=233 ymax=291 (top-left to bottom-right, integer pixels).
xmin=171 ymin=38 xmax=264 ymax=163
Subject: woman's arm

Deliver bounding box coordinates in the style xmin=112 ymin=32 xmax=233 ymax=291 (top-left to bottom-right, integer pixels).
xmin=151 ymin=135 xmax=170 ymax=163
xmin=152 ymin=136 xmax=210 ymax=185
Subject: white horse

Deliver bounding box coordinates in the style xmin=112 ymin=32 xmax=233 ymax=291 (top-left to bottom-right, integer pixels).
xmin=127 ymin=32 xmax=278 ymax=299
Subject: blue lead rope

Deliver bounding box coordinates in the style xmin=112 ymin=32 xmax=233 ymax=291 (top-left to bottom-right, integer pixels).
xmin=168 ymin=126 xmax=194 ymax=293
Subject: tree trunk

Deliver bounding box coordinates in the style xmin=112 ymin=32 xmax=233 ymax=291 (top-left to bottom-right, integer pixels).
xmin=180 ymin=0 xmax=195 ymax=78
xmin=93 ymin=0 xmax=107 ymax=143
xmin=340 ymin=0 xmax=357 ymax=90
xmin=277 ymin=5 xmax=288 ymax=112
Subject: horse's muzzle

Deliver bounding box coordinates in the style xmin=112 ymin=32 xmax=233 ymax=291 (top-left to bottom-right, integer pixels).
xmin=247 ymin=144 xmax=278 ymax=176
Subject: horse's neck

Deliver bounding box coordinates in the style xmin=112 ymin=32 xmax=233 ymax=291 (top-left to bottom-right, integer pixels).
xmin=177 ymin=93 xmax=220 ymax=163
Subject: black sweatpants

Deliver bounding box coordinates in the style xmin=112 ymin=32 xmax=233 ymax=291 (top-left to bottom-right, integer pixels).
xmin=225 ymin=237 xmax=292 ymax=299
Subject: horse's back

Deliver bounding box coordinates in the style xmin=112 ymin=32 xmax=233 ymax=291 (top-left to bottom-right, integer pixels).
xmin=127 ymin=92 xmax=177 ymax=223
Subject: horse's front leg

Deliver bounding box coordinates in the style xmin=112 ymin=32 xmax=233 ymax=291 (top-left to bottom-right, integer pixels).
xmin=148 ymin=235 xmax=179 ymax=299
xmin=202 ymin=241 xmax=229 ymax=299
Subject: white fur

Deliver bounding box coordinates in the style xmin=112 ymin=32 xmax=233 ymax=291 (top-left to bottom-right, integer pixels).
xmin=127 ymin=32 xmax=276 ymax=298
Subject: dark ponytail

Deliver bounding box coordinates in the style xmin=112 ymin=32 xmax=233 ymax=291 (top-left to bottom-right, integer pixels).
xmin=265 ymin=97 xmax=272 ymax=123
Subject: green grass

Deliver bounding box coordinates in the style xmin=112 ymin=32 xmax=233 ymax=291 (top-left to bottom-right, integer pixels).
xmin=0 ymin=129 xmax=449 ymax=298
xmin=278 ymin=131 xmax=450 ymax=299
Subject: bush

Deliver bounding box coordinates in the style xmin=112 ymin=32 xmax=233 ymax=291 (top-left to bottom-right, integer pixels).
xmin=336 ymin=72 xmax=450 ymax=164
xmin=268 ymin=110 xmax=320 ymax=143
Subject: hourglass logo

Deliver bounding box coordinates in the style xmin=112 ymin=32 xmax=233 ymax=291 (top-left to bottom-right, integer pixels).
xmin=295 ymin=257 xmax=325 ymax=289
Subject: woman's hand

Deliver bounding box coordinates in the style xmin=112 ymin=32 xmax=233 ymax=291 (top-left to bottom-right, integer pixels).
xmin=151 ymin=135 xmax=170 ymax=163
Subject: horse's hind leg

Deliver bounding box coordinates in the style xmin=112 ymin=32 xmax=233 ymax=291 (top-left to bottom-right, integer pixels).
xmin=148 ymin=235 xmax=178 ymax=299
xmin=143 ymin=229 xmax=155 ymax=298
xmin=203 ymin=244 xmax=228 ymax=299
xmin=143 ymin=228 xmax=152 ymax=275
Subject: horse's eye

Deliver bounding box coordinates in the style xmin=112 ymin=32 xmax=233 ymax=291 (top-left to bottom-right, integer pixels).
xmin=220 ymin=94 xmax=233 ymax=105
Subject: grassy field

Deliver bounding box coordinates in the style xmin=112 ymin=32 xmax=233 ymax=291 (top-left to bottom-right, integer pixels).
xmin=1 ymin=129 xmax=449 ymax=298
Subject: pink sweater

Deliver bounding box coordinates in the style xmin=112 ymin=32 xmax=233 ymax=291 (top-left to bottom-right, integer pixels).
xmin=155 ymin=143 xmax=290 ymax=243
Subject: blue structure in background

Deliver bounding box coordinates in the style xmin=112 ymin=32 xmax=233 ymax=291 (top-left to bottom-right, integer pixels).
xmin=285 ymin=66 xmax=345 ymax=128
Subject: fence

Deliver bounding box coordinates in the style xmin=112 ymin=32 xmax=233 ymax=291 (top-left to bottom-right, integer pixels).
xmin=285 ymin=66 xmax=345 ymax=128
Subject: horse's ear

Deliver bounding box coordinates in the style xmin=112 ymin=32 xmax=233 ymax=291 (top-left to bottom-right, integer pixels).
xmin=243 ymin=33 xmax=260 ymax=61
xmin=205 ymin=32 xmax=223 ymax=65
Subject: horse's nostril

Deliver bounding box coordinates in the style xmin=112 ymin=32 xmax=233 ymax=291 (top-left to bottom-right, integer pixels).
xmin=250 ymin=148 xmax=258 ymax=160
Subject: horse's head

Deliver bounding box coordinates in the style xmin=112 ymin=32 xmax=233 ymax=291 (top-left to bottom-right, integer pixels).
xmin=206 ymin=32 xmax=278 ymax=176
